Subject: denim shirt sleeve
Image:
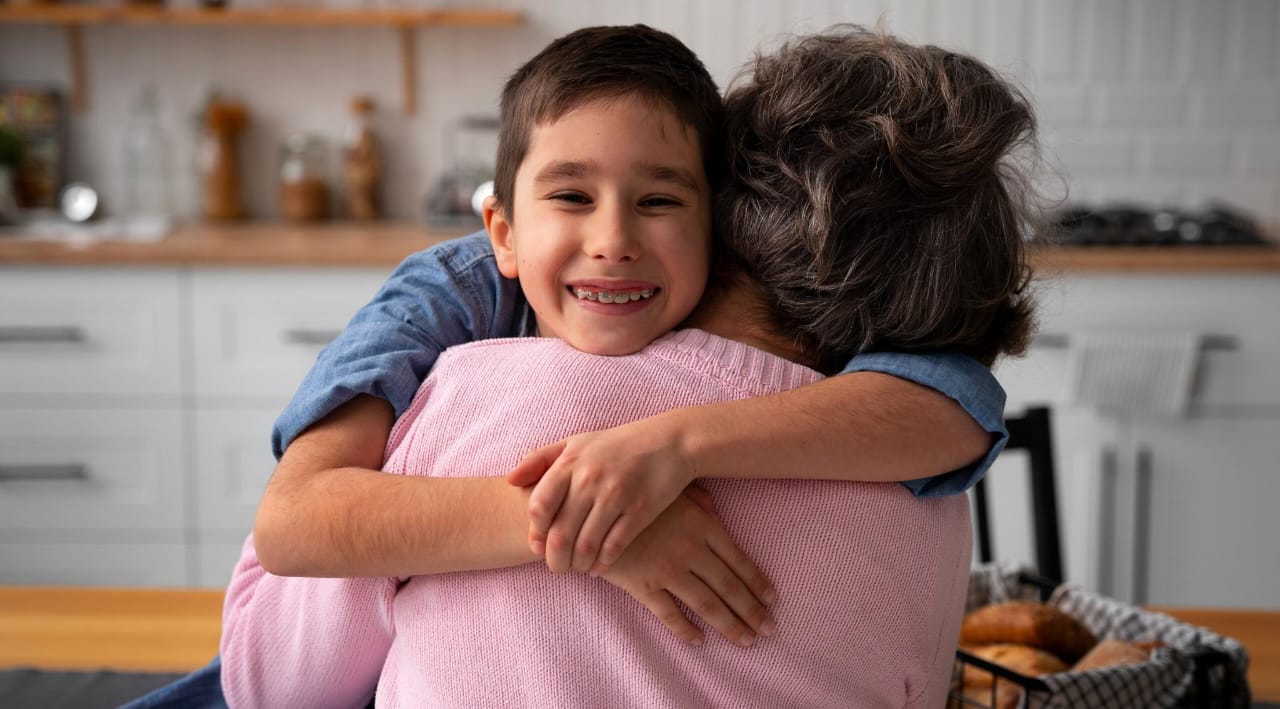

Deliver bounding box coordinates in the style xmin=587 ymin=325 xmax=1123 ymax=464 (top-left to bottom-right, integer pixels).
xmin=841 ymin=351 xmax=1008 ymax=497
xmin=270 ymin=232 xmax=528 ymax=459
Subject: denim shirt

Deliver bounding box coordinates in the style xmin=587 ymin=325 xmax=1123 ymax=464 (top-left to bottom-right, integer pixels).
xmin=272 ymin=232 xmax=1008 ymax=497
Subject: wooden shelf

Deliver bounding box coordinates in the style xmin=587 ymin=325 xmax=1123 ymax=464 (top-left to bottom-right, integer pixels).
xmin=0 ymin=4 xmax=523 ymax=113
xmin=1032 ymin=245 xmax=1280 ymax=274
xmin=0 ymin=5 xmax=522 ymax=27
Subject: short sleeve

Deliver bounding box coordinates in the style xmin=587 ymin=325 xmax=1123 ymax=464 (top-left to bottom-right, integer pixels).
xmin=270 ymin=232 xmax=528 ymax=459
xmin=840 ymin=350 xmax=1008 ymax=497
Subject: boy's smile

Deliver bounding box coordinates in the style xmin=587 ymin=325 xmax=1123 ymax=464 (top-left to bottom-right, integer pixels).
xmin=484 ymin=94 xmax=711 ymax=356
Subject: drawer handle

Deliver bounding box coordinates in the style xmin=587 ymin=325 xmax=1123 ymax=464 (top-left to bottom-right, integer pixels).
xmin=0 ymin=464 xmax=90 ymax=481
xmin=283 ymin=329 xmax=340 ymax=346
xmin=0 ymin=326 xmax=87 ymax=344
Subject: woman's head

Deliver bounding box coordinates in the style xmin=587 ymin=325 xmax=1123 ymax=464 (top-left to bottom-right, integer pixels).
xmin=716 ymin=25 xmax=1041 ymax=372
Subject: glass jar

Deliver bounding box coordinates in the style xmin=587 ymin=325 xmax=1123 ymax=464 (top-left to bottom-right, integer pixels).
xmin=279 ymin=133 xmax=330 ymax=222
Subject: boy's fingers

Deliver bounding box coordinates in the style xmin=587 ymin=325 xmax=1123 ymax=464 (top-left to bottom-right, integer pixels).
xmin=707 ymin=528 xmax=778 ymax=608
xmin=683 ymin=485 xmax=717 ymax=513
xmin=632 ymin=590 xmax=704 ymax=646
xmin=544 ymin=496 xmax=593 ymax=574
xmin=570 ymin=507 xmax=618 ymax=573
xmin=595 ymin=517 xmax=643 ymax=569
xmin=507 ymin=441 xmax=565 ymax=487
xmin=526 ymin=470 xmax=571 ymax=538
xmin=691 ymin=549 xmax=776 ymax=639
xmin=669 ymin=570 xmax=757 ymax=648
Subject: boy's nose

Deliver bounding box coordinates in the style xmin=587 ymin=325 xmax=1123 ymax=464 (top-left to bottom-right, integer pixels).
xmin=584 ymin=207 xmax=639 ymax=263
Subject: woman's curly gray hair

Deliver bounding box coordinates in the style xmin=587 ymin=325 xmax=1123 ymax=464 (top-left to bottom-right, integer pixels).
xmin=717 ymin=25 xmax=1041 ymax=372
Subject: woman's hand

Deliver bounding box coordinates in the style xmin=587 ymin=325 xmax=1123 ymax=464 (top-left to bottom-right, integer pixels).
xmin=507 ymin=412 xmax=697 ymax=574
xmin=597 ymin=485 xmax=777 ymax=647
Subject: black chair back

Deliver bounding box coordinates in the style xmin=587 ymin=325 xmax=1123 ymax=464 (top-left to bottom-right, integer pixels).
xmin=971 ymin=406 xmax=1064 ymax=583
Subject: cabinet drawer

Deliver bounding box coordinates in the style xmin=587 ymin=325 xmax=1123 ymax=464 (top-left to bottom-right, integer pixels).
xmin=0 ymin=268 xmax=183 ymax=398
xmin=194 ymin=539 xmax=249 ymax=589
xmin=190 ymin=269 xmax=387 ymax=400
xmin=999 ymin=275 xmax=1280 ymax=408
xmin=0 ymin=541 xmax=187 ymax=586
xmin=0 ymin=408 xmax=186 ymax=531
xmin=193 ymin=408 xmax=278 ymax=534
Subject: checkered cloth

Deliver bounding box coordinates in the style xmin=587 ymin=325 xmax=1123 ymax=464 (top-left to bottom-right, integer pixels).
xmin=957 ymin=564 xmax=1250 ymax=708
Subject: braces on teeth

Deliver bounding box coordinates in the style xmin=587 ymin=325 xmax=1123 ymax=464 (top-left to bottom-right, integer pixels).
xmin=574 ymin=288 xmax=654 ymax=304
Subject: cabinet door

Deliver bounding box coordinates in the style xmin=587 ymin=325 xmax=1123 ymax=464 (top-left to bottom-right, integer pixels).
xmin=0 ymin=541 xmax=187 ymax=586
xmin=1135 ymin=416 xmax=1280 ymax=608
xmin=0 ymin=268 xmax=183 ymax=398
xmin=976 ymin=409 xmax=1115 ymax=591
xmin=0 ymin=408 xmax=186 ymax=531
xmin=189 ymin=269 xmax=388 ymax=401
xmin=192 ymin=407 xmax=278 ymax=535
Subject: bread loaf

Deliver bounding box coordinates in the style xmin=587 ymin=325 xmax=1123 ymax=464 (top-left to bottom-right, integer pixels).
xmin=960 ymin=601 xmax=1097 ymax=661
xmin=961 ymin=643 xmax=1068 ymax=688
xmin=1072 ymin=639 xmax=1156 ymax=672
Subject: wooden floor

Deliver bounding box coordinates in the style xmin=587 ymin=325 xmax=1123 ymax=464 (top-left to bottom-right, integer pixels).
xmin=0 ymin=587 xmax=1275 ymax=701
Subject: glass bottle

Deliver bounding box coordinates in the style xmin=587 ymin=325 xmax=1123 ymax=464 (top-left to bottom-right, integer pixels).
xmin=341 ymin=96 xmax=381 ymax=220
xmin=280 ymin=133 xmax=330 ymax=222
xmin=123 ymin=85 xmax=172 ymax=221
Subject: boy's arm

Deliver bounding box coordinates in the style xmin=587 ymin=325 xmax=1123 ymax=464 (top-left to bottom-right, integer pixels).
xmin=253 ymin=395 xmax=776 ymax=646
xmin=509 ymin=351 xmax=1005 ymax=573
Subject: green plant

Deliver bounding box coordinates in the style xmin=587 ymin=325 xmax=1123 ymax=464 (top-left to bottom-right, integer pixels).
xmin=0 ymin=125 xmax=24 ymax=168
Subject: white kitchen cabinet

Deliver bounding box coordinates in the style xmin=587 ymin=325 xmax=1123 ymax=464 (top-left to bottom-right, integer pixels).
xmin=0 ymin=268 xmax=183 ymax=399
xmin=992 ymin=273 xmax=1280 ymax=609
xmin=0 ymin=264 xmax=392 ymax=587
xmin=189 ymin=269 xmax=387 ymax=401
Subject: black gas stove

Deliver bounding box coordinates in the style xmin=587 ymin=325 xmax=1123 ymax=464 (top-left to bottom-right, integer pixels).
xmin=1053 ymin=203 xmax=1271 ymax=247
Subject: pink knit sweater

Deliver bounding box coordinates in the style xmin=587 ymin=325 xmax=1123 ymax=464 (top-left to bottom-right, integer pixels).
xmin=221 ymin=330 xmax=971 ymax=708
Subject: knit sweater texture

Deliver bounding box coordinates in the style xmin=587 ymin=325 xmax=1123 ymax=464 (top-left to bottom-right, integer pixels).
xmin=221 ymin=329 xmax=971 ymax=708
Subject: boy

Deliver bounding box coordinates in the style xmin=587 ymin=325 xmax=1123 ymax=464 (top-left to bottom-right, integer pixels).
xmin=222 ymin=25 xmax=1039 ymax=708
xmin=252 ymin=25 xmax=1004 ymax=588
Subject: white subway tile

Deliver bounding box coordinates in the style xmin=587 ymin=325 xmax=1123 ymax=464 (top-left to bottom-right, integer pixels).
xmin=884 ymin=0 xmax=932 ymax=41
xmin=1034 ymin=87 xmax=1093 ymax=127
xmin=1237 ymin=139 xmax=1280 ymax=175
xmin=1134 ymin=0 xmax=1177 ymax=80
xmin=981 ymin=0 xmax=1030 ymax=75
xmin=1098 ymin=87 xmax=1187 ymax=125
xmin=827 ymin=0 xmax=892 ymax=25
xmin=1031 ymin=0 xmax=1084 ymax=79
xmin=1085 ymin=0 xmax=1131 ymax=79
xmin=1142 ymin=136 xmax=1233 ymax=174
xmin=1227 ymin=0 xmax=1278 ymax=79
xmin=1194 ymin=87 xmax=1280 ymax=126
xmin=934 ymin=0 xmax=983 ymax=53
xmin=1069 ymin=178 xmax=1187 ymax=206
xmin=1051 ymin=136 xmax=1137 ymax=175
xmin=1184 ymin=183 xmax=1280 ymax=224
xmin=1177 ymin=0 xmax=1228 ymax=80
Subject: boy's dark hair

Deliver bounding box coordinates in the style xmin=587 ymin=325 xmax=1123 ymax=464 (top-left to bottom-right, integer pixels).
xmin=718 ymin=25 xmax=1041 ymax=372
xmin=493 ymin=25 xmax=724 ymax=220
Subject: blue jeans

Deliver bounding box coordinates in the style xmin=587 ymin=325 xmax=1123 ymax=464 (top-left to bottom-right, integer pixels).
xmin=118 ymin=656 xmax=226 ymax=709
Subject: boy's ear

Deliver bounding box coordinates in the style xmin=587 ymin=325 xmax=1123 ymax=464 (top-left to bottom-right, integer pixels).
xmin=483 ymin=195 xmax=519 ymax=280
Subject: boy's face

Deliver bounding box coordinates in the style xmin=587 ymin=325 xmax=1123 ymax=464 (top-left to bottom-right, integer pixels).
xmin=485 ymin=94 xmax=711 ymax=356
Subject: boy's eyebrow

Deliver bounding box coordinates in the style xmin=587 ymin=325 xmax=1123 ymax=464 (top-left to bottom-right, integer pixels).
xmin=637 ymin=163 xmax=703 ymax=194
xmin=532 ymin=160 xmax=702 ymax=193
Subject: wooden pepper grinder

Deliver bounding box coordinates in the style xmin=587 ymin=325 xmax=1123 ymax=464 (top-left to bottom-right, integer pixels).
xmin=202 ymin=99 xmax=247 ymax=222
xmin=341 ymin=96 xmax=381 ymax=221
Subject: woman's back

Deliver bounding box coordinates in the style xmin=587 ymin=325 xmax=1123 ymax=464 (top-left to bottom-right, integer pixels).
xmin=379 ymin=330 xmax=971 ymax=708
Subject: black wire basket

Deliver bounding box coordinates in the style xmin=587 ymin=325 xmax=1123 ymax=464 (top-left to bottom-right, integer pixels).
xmin=948 ymin=570 xmax=1247 ymax=709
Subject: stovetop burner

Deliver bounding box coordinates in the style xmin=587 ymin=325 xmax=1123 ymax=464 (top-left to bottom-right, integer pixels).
xmin=1053 ymin=203 xmax=1270 ymax=247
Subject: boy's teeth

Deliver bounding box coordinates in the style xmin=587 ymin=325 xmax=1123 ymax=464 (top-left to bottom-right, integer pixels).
xmin=574 ymin=288 xmax=654 ymax=303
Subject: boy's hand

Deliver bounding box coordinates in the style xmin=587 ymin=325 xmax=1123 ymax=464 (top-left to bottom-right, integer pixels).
xmin=507 ymin=414 xmax=696 ymax=574
xmin=597 ymin=485 xmax=777 ymax=647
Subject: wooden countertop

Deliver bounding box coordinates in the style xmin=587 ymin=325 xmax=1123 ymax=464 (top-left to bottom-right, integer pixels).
xmin=1 ymin=222 xmax=1278 ymax=271
xmin=0 ymin=587 xmax=1276 ymax=700
xmin=0 ymin=222 xmax=462 ymax=268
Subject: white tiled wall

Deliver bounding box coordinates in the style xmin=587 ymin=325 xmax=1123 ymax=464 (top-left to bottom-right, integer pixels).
xmin=2 ymin=0 xmax=1277 ymax=228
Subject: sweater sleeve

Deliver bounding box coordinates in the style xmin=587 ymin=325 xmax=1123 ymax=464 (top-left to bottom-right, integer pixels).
xmin=270 ymin=231 xmax=527 ymax=459
xmin=220 ymin=535 xmax=396 ymax=709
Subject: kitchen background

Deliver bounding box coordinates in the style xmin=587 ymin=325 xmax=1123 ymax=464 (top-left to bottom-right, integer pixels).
xmin=1 ymin=0 xmax=1278 ymax=610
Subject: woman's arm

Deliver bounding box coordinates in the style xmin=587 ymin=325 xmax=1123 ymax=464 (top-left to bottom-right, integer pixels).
xmin=509 ymin=369 xmax=992 ymax=573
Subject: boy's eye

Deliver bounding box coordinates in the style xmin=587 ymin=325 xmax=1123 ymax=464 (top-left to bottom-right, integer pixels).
xmin=549 ymin=192 xmax=591 ymax=205
xmin=639 ymin=196 xmax=682 ymax=208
